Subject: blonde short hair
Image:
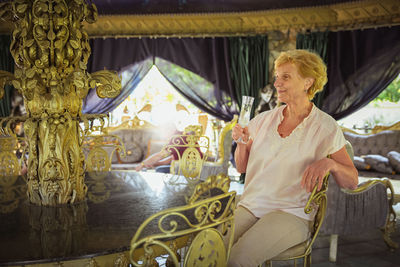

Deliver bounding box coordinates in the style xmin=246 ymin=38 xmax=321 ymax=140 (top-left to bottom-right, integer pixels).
xmin=274 ymin=49 xmax=328 ymax=100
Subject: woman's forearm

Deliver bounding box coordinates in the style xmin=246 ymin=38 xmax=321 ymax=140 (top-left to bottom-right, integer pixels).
xmin=153 ymin=155 xmax=173 ymax=167
xmin=327 ymin=146 xmax=359 ymax=190
xmin=330 ymin=159 xmax=359 ymax=190
xmin=301 ymin=147 xmax=358 ymax=192
xmin=143 ymin=152 xmax=165 ymax=167
xmin=234 ymin=141 xmax=252 ymax=173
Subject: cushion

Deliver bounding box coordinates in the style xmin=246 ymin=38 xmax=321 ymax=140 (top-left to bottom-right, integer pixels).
xmin=363 ymin=154 xmax=394 ymax=174
xmin=117 ymin=142 xmax=143 ymax=163
xmin=387 ymin=151 xmax=400 ymax=173
xmin=353 ymin=156 xmax=371 ymax=170
xmin=271 ymin=241 xmax=307 ymax=260
xmin=343 ymin=130 xmax=400 ymax=157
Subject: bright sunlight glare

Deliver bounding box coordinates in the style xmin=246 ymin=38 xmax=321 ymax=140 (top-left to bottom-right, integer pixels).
xmin=110 ymin=65 xmax=203 ymax=131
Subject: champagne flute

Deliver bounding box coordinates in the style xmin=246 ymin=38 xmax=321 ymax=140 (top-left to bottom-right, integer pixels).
xmin=237 ymin=95 xmax=254 ymax=144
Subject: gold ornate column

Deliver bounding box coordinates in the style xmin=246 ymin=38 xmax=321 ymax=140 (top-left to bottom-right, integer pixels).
xmin=0 ymin=0 xmax=121 ymax=206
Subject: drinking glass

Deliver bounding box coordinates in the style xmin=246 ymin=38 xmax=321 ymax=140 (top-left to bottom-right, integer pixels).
xmin=237 ymin=95 xmax=254 ymax=144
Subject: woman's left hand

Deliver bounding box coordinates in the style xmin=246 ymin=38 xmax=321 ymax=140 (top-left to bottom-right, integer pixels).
xmin=301 ymin=158 xmax=332 ymax=192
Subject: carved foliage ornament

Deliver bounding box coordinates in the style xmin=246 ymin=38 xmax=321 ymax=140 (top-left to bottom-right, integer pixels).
xmin=0 ymin=0 xmax=121 ymax=116
xmin=0 ymin=0 xmax=122 ymax=206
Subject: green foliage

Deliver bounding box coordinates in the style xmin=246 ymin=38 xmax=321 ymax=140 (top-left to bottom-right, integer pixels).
xmin=361 ymin=113 xmax=385 ymax=128
xmin=373 ymin=75 xmax=400 ymax=103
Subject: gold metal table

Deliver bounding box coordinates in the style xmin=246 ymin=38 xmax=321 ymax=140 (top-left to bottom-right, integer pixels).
xmin=0 ymin=171 xmax=198 ymax=266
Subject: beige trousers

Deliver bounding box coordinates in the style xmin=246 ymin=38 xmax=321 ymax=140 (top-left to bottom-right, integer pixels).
xmin=227 ymin=206 xmax=311 ymax=267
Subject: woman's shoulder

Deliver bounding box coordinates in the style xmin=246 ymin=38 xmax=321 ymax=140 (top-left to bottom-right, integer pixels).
xmin=312 ymin=106 xmax=340 ymax=130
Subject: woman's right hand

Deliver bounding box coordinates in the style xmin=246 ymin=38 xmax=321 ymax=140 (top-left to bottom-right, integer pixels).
xmin=232 ymin=124 xmax=250 ymax=144
xmin=135 ymin=161 xmax=152 ymax=171
xmin=232 ymin=124 xmax=252 ymax=173
xmin=135 ymin=162 xmax=144 ymax=171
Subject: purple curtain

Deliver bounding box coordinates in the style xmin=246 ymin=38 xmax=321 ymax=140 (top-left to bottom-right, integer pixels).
xmin=82 ymin=58 xmax=153 ymax=114
xmin=87 ymin=38 xmax=153 ymax=73
xmin=84 ymin=37 xmax=237 ymax=121
xmin=323 ymin=26 xmax=400 ymax=120
xmin=155 ymin=57 xmax=236 ymax=121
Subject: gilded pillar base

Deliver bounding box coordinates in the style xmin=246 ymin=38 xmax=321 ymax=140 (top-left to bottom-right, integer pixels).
xmin=25 ymin=115 xmax=87 ymax=206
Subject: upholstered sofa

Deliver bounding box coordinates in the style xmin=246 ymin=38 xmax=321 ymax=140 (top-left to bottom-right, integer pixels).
xmin=104 ymin=119 xmax=168 ymax=170
xmin=343 ymin=129 xmax=400 ymax=179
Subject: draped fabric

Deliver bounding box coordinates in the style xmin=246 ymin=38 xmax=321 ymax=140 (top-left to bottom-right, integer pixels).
xmin=228 ymin=36 xmax=269 ymax=118
xmin=82 ymin=58 xmax=153 ymax=114
xmin=296 ymin=31 xmax=329 ymax=109
xmin=323 ymin=26 xmax=400 ymax=120
xmin=0 ymin=35 xmax=14 ymax=117
xmin=84 ymin=37 xmax=237 ymax=121
xmin=228 ymin=35 xmax=269 ymax=183
xmin=155 ymin=57 xmax=236 ymax=121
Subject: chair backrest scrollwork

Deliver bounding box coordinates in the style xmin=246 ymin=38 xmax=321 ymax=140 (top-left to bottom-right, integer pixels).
xmin=83 ymin=134 xmax=126 ymax=172
xmin=0 ymin=136 xmax=27 ymax=214
xmin=129 ymin=174 xmax=236 ymax=267
xmin=303 ymin=172 xmax=329 ymax=256
xmin=0 ymin=136 xmax=27 ymax=177
xmin=216 ymin=116 xmax=237 ymax=166
xmin=167 ymin=131 xmax=210 ymax=184
xmin=183 ymin=125 xmax=203 ymax=136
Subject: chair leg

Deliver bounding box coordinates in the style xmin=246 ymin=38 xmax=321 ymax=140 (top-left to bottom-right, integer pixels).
xmin=382 ymin=210 xmax=399 ymax=250
xmin=303 ymin=254 xmax=311 ymax=267
xmin=263 ymin=261 xmax=271 ymax=267
xmin=329 ymin=234 xmax=338 ymax=262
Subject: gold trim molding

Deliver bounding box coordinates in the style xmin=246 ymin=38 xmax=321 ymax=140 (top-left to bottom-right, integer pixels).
xmin=70 ymin=0 xmax=400 ymax=37
xmin=2 ymin=0 xmax=398 ymax=38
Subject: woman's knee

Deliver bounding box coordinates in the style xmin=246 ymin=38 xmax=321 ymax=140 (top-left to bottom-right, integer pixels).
xmin=227 ymin=211 xmax=310 ymax=266
xmin=228 ymin=248 xmax=258 ymax=267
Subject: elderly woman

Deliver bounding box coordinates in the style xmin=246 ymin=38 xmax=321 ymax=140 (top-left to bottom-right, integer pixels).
xmin=230 ymin=49 xmax=358 ymax=267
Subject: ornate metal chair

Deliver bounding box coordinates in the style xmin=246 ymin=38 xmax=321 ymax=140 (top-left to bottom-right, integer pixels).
xmin=0 ymin=136 xmax=27 ymax=214
xmin=183 ymin=124 xmax=203 ymax=136
xmin=262 ymin=172 xmax=330 ymax=267
xmin=320 ymin=141 xmax=398 ymax=262
xmin=0 ymin=137 xmax=20 ymax=177
xmin=0 ymin=136 xmax=26 ymax=177
xmin=200 ymin=116 xmax=237 ymax=180
xmin=129 ymin=173 xmax=236 ymax=267
xmin=82 ymin=134 xmax=126 ymax=172
xmin=167 ymin=129 xmax=210 ymax=184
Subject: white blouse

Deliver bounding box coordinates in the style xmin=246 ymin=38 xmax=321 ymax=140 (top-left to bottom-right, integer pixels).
xmin=238 ymin=104 xmax=345 ymax=220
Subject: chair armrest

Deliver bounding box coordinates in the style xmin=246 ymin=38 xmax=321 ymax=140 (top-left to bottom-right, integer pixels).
xmin=304 ymin=172 xmax=330 ymax=214
xmin=343 ymin=178 xmax=397 ymax=225
xmin=343 ymin=178 xmax=395 ymax=207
